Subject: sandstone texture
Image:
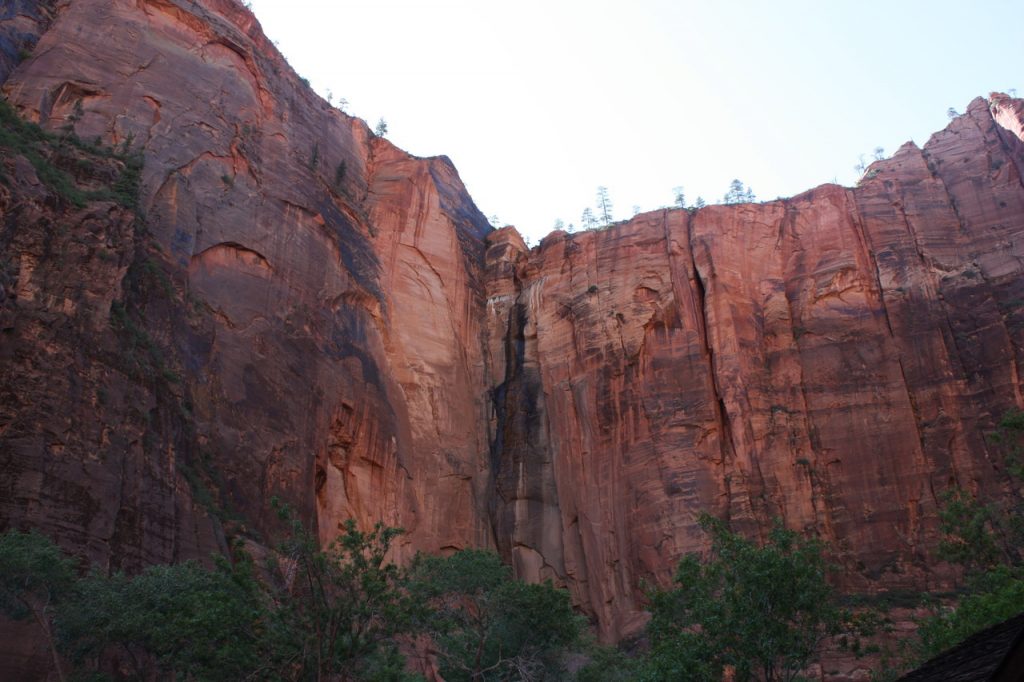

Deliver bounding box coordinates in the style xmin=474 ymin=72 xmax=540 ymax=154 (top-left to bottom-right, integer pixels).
xmin=0 ymin=121 xmax=224 ymax=675
xmin=1 ymin=0 xmax=1024 ymax=677
xmin=486 ymin=95 xmax=1024 ymax=639
xmin=2 ymin=0 xmax=495 ymax=570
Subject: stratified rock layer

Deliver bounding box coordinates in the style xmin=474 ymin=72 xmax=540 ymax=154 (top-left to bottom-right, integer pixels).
xmin=1 ymin=0 xmax=1024 ymax=669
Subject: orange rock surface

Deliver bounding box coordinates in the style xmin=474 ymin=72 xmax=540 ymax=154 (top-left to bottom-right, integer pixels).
xmin=485 ymin=95 xmax=1024 ymax=639
xmin=2 ymin=1 xmax=1024 ymax=673
xmin=2 ymin=0 xmax=495 ymax=570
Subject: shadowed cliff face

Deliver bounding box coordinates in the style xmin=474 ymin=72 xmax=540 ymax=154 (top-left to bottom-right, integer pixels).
xmin=0 ymin=0 xmax=56 ymax=84
xmin=2 ymin=0 xmax=1024 ymax=660
xmin=1 ymin=0 xmax=495 ymax=570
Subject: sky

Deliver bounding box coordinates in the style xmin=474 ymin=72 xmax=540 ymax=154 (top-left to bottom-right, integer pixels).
xmin=245 ymin=0 xmax=1023 ymax=244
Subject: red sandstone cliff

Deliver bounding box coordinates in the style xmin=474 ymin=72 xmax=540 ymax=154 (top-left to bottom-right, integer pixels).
xmin=2 ymin=0 xmax=495 ymax=568
xmin=1 ymin=0 xmax=1024 ymax=676
xmin=486 ymin=95 xmax=1024 ymax=640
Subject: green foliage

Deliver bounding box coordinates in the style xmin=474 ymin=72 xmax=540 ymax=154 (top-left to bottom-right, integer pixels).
xmin=723 ymin=179 xmax=756 ymax=204
xmin=0 ymin=519 xmax=421 ymax=681
xmin=913 ymin=565 xmax=1024 ymax=662
xmin=936 ymin=488 xmax=1010 ymax=570
xmin=0 ymin=97 xmax=142 ymax=209
xmin=644 ymin=514 xmax=838 ymax=682
xmin=672 ymin=186 xmax=685 ymax=209
xmin=991 ymin=409 xmax=1024 ymax=479
xmin=0 ymin=531 xmax=79 ymax=681
xmin=410 ymin=549 xmax=582 ymax=681
xmin=936 ymin=411 xmax=1024 ymax=573
xmin=638 ymin=631 xmax=716 ymax=682
xmin=270 ymin=501 xmax=417 ymax=680
xmin=59 ymin=556 xmax=266 ymax=680
xmin=573 ymin=641 xmax=640 ymax=682
xmin=0 ymin=530 xmax=77 ymax=621
xmin=904 ymin=409 xmax=1024 ymax=668
xmin=581 ymin=207 xmax=597 ymax=230
xmin=595 ymin=186 xmax=613 ymax=226
xmin=109 ymin=298 xmax=178 ymax=384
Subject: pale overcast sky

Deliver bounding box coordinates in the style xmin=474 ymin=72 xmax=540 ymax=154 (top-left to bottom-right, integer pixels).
xmin=245 ymin=0 xmax=1023 ymax=243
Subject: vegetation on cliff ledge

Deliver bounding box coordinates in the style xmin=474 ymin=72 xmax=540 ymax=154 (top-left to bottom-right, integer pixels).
xmin=904 ymin=411 xmax=1024 ymax=668
xmin=0 ymin=97 xmax=141 ymax=209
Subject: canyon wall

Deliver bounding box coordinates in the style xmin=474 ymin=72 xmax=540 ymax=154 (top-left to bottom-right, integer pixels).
xmin=1 ymin=0 xmax=1024 ymax=671
xmin=1 ymin=0 xmax=496 ymax=573
xmin=486 ymin=94 xmax=1024 ymax=638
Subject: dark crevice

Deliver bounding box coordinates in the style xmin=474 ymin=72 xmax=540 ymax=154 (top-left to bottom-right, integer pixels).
xmin=685 ymin=212 xmax=741 ymax=524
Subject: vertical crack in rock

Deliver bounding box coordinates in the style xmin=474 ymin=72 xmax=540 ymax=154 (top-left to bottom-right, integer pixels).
xmin=685 ymin=211 xmax=741 ymax=516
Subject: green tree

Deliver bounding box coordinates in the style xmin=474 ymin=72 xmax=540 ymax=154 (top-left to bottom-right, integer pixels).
xmin=935 ymin=411 xmax=1024 ymax=573
xmin=271 ymin=501 xmax=417 ymax=681
xmin=596 ymin=186 xmax=613 ymax=226
xmin=581 ymin=207 xmax=597 ymax=230
xmin=0 ymin=530 xmax=77 ymax=682
xmin=0 ymin=517 xmax=419 ymax=680
xmin=723 ymin=179 xmax=755 ymax=204
xmin=410 ymin=549 xmax=581 ymax=681
xmin=908 ymin=410 xmax=1024 ymax=664
xmin=375 ymin=118 xmax=389 ymax=136
xmin=574 ymin=641 xmax=642 ymax=682
xmin=644 ymin=514 xmax=838 ymax=682
xmin=673 ymin=186 xmax=686 ymax=209
xmin=854 ymin=154 xmax=868 ymax=175
xmin=723 ymin=179 xmax=745 ymax=204
xmin=936 ymin=488 xmax=1019 ymax=571
xmin=59 ymin=554 xmax=267 ymax=680
xmin=914 ymin=565 xmax=1024 ymax=662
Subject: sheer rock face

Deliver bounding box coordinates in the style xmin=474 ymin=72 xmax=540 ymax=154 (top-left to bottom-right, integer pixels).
xmin=2 ymin=0 xmax=1024 ymax=657
xmin=1 ymin=0 xmax=495 ymax=570
xmin=484 ymin=97 xmax=1024 ymax=640
xmin=0 ymin=137 xmax=227 ymax=678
